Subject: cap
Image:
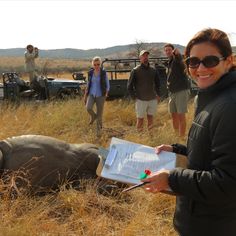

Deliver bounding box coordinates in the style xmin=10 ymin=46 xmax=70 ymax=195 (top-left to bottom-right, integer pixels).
xmin=139 ymin=50 xmax=150 ymax=57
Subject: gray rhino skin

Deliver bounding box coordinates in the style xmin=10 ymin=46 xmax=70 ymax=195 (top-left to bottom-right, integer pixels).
xmin=0 ymin=135 xmax=100 ymax=193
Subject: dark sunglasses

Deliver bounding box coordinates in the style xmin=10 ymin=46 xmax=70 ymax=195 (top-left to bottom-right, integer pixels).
xmin=185 ymin=55 xmax=225 ymax=69
xmin=94 ymin=63 xmax=100 ymax=66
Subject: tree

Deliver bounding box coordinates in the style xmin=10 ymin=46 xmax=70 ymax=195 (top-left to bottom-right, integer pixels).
xmin=128 ymin=39 xmax=146 ymax=58
xmin=128 ymin=40 xmax=163 ymax=58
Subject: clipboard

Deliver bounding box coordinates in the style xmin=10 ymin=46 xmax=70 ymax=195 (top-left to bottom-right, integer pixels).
xmin=98 ymin=137 xmax=181 ymax=185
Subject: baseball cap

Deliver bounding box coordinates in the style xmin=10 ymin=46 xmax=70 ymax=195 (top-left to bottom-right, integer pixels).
xmin=139 ymin=50 xmax=150 ymax=57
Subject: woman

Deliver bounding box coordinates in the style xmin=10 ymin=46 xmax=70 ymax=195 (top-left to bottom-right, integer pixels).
xmin=142 ymin=28 xmax=236 ymax=236
xmin=84 ymin=56 xmax=110 ymax=136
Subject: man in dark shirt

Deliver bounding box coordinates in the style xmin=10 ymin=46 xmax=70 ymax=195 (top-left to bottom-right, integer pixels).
xmin=164 ymin=44 xmax=190 ymax=138
xmin=127 ymin=50 xmax=160 ymax=132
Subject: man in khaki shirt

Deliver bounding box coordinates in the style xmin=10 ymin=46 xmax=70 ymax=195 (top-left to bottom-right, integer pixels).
xmin=24 ymin=44 xmax=39 ymax=86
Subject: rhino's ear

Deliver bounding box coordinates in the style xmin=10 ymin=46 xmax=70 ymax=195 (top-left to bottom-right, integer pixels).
xmin=0 ymin=140 xmax=12 ymax=155
xmin=0 ymin=150 xmax=3 ymax=168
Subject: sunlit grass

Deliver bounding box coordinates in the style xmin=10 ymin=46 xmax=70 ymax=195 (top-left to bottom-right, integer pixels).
xmin=0 ymin=95 xmax=195 ymax=236
xmin=0 ymin=56 xmax=195 ymax=235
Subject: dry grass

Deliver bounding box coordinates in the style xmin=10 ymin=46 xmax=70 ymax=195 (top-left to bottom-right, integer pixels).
xmin=0 ymin=96 xmax=195 ymax=236
xmin=0 ymin=57 xmax=196 ymax=236
xmin=0 ymin=56 xmax=90 ymax=69
xmin=0 ymin=54 xmax=197 ymax=236
xmin=0 ymin=56 xmax=90 ymax=81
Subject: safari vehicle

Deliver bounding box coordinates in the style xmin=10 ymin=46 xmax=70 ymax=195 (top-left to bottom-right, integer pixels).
xmin=101 ymin=57 xmax=198 ymax=99
xmin=101 ymin=57 xmax=169 ymax=100
xmin=0 ymin=72 xmax=87 ymax=101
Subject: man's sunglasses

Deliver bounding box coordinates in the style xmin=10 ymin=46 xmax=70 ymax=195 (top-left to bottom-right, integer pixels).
xmin=185 ymin=55 xmax=225 ymax=69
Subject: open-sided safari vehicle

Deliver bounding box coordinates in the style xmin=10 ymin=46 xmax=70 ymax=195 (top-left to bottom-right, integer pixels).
xmin=101 ymin=57 xmax=198 ymax=100
xmin=0 ymin=72 xmax=87 ymax=101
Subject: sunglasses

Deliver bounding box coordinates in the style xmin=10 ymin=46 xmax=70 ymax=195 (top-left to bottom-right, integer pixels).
xmin=185 ymin=55 xmax=225 ymax=69
xmin=94 ymin=63 xmax=100 ymax=66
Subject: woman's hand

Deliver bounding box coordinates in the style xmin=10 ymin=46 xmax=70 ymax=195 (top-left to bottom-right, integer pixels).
xmin=155 ymin=144 xmax=173 ymax=154
xmin=142 ymin=169 xmax=170 ymax=193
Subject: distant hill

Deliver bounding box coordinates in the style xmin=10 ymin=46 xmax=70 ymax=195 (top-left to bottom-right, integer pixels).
xmin=0 ymin=43 xmax=184 ymax=59
xmin=0 ymin=44 xmax=235 ymax=60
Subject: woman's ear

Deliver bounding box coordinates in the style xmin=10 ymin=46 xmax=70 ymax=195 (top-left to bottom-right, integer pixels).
xmin=225 ymin=55 xmax=234 ymax=71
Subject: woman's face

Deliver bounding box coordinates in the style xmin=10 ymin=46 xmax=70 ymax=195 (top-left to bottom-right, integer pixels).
xmin=188 ymin=42 xmax=233 ymax=89
xmin=93 ymin=60 xmax=101 ymax=71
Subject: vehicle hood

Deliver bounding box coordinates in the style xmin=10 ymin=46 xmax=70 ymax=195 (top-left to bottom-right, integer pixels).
xmin=47 ymin=78 xmax=86 ymax=85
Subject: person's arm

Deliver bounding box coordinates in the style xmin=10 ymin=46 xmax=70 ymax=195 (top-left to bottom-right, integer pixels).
xmin=25 ymin=51 xmax=38 ymax=62
xmin=154 ymin=69 xmax=161 ymax=101
xmin=83 ymin=76 xmax=90 ymax=104
xmin=171 ymin=143 xmax=187 ymax=155
xmin=105 ymin=72 xmax=110 ymax=97
xmin=173 ymin=49 xmax=186 ymax=72
xmin=142 ymin=169 xmax=171 ymax=193
xmin=142 ymin=142 xmax=187 ymax=193
xmin=127 ymin=69 xmax=136 ymax=99
xmin=83 ymin=92 xmax=88 ymax=105
xmin=155 ymin=143 xmax=187 ymax=155
xmin=34 ymin=47 xmax=39 ymax=58
xmin=155 ymin=144 xmax=173 ymax=154
xmin=25 ymin=51 xmax=34 ymax=62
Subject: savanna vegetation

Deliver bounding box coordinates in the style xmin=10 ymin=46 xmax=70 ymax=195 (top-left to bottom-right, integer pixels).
xmin=0 ymin=57 xmax=195 ymax=236
xmin=0 ymin=98 xmax=195 ymax=236
xmin=0 ymin=56 xmax=90 ymax=79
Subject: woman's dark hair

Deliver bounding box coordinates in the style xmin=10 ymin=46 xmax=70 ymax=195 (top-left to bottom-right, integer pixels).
xmin=185 ymin=28 xmax=236 ymax=71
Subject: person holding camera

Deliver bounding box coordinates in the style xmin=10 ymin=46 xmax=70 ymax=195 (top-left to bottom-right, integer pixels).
xmin=24 ymin=44 xmax=39 ymax=86
xmin=164 ymin=44 xmax=190 ymax=138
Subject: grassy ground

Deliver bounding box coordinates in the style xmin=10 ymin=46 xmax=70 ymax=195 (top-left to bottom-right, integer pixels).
xmin=0 ymin=97 xmax=195 ymax=236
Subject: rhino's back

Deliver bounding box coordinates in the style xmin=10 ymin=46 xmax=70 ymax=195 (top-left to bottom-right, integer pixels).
xmin=0 ymin=135 xmax=100 ymax=189
xmin=0 ymin=135 xmax=71 ymax=170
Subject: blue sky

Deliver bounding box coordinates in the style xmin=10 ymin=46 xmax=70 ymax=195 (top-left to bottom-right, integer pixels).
xmin=1 ymin=0 xmax=236 ymax=49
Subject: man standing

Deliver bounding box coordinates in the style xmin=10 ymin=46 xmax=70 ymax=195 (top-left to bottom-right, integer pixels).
xmin=164 ymin=43 xmax=190 ymax=137
xmin=24 ymin=44 xmax=39 ymax=86
xmin=127 ymin=50 xmax=160 ymax=132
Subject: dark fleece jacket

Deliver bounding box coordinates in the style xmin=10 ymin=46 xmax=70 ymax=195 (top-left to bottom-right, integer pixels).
xmin=169 ymin=71 xmax=236 ymax=236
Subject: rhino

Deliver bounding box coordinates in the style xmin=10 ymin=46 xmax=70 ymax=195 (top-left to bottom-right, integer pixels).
xmin=0 ymin=135 xmax=101 ymax=195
